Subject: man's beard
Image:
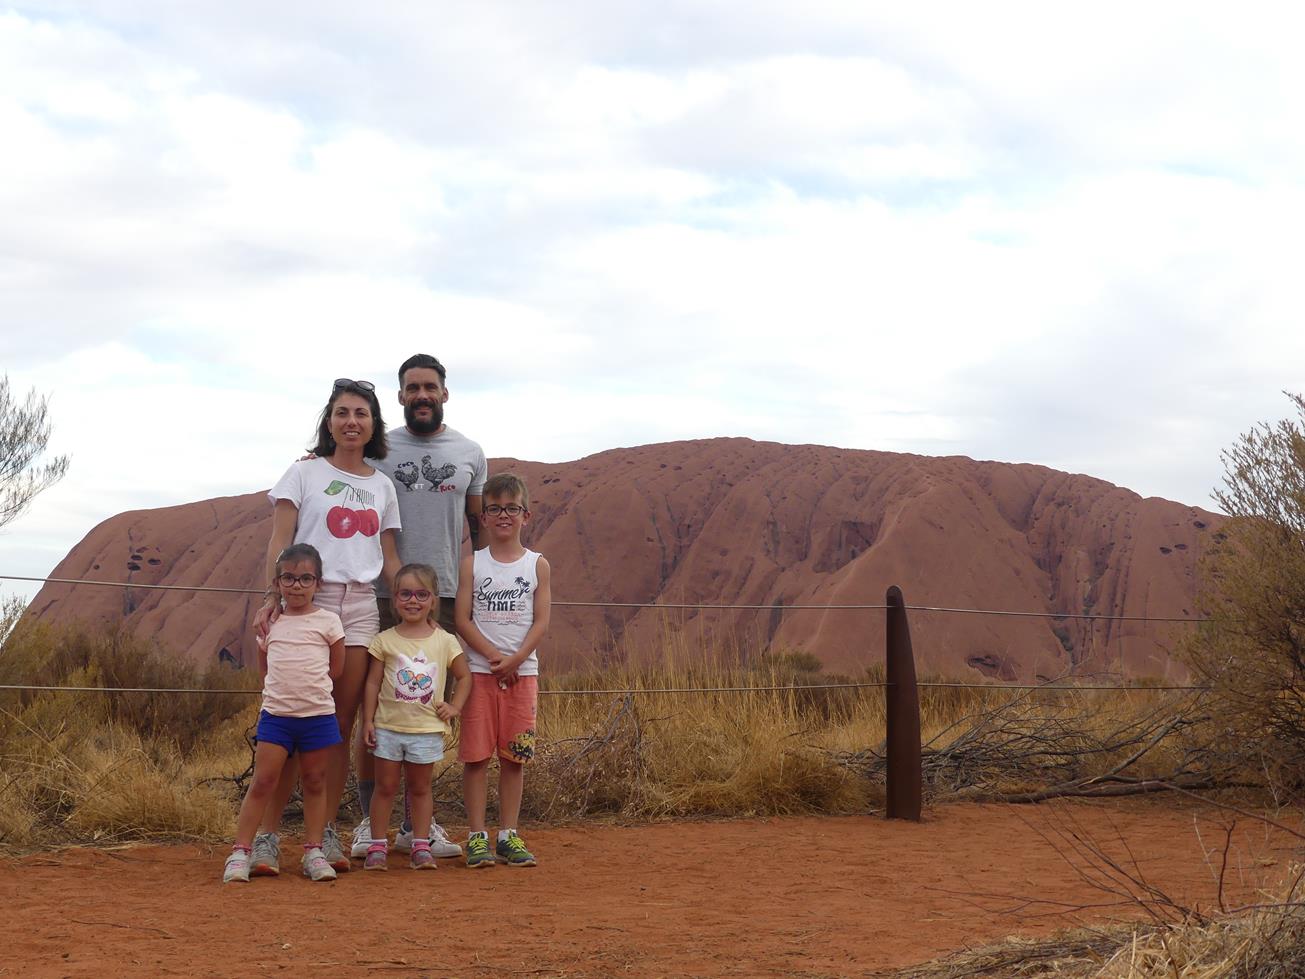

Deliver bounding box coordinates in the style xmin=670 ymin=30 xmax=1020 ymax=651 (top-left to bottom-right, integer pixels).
xmin=404 ymin=399 xmax=444 ymax=434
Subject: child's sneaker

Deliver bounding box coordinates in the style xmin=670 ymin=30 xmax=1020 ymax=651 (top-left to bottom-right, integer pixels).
xmin=301 ymin=846 xmax=337 ymax=882
xmin=363 ymin=842 xmax=388 ymax=872
xmin=394 ymin=820 xmax=462 ymax=858
xmin=495 ymin=830 xmax=537 ymax=867
xmin=350 ymin=817 xmax=372 ymax=858
xmin=322 ymin=824 xmax=349 ymax=872
xmin=465 ymin=832 xmax=494 ymax=869
xmin=410 ymin=842 xmax=436 ymax=871
xmin=249 ymin=832 xmax=279 ymax=877
xmin=222 ymin=848 xmax=251 ymax=883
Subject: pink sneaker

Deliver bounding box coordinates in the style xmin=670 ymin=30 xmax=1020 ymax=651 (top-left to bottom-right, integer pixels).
xmin=364 ymin=843 xmax=388 ymax=872
xmin=410 ymin=842 xmax=436 ymax=871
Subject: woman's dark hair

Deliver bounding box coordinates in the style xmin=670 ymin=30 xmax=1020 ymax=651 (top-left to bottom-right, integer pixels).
xmin=309 ymin=380 xmax=389 ymax=460
xmin=276 ymin=542 xmax=324 ymax=578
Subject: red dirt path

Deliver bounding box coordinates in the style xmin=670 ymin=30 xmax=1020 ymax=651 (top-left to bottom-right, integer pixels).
xmin=1 ymin=800 xmax=1294 ymax=978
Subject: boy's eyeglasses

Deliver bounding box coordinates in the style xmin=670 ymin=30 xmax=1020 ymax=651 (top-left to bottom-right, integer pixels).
xmin=483 ymin=504 xmax=527 ymax=517
xmin=277 ymin=572 xmax=319 ymax=587
xmin=333 ymin=378 xmax=376 ymax=392
xmin=397 ymin=589 xmax=433 ymax=602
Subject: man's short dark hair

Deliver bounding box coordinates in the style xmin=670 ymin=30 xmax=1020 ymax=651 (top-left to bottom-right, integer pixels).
xmin=398 ymin=354 xmax=447 ymax=386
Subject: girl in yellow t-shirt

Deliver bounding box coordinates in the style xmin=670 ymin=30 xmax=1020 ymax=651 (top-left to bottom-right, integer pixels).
xmin=360 ymin=563 xmax=472 ymax=870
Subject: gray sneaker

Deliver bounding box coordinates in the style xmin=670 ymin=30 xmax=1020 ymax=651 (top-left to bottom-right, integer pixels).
xmin=250 ymin=832 xmax=279 ymax=877
xmin=395 ymin=820 xmax=463 ymax=858
xmin=301 ymin=847 xmax=337 ymax=882
xmin=222 ymin=849 xmax=250 ymax=883
xmin=322 ymin=824 xmax=349 ymax=872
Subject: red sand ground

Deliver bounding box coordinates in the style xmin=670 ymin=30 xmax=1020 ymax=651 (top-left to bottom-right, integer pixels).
xmin=1 ymin=800 xmax=1295 ymax=978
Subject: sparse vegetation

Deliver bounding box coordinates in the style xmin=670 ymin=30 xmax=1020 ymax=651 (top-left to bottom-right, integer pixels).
xmin=0 ymin=374 xmax=70 ymax=530
xmin=1185 ymin=392 xmax=1305 ymax=798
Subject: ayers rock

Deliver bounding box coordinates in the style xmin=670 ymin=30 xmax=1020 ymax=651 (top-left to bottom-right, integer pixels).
xmin=28 ymin=438 xmax=1220 ymax=681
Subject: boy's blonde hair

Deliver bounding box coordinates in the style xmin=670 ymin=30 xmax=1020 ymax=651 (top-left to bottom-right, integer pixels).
xmin=484 ymin=472 xmax=530 ymax=509
xmin=391 ymin=562 xmax=440 ymax=625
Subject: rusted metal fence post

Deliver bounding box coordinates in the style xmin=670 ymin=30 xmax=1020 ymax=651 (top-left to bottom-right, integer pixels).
xmin=885 ymin=585 xmax=922 ymax=820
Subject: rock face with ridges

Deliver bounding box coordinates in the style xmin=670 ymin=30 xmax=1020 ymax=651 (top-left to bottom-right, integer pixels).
xmin=27 ymin=438 xmax=1219 ymax=680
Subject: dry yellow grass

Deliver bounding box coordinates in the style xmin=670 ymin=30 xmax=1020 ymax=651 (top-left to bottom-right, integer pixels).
xmin=0 ymin=603 xmax=1220 ymax=848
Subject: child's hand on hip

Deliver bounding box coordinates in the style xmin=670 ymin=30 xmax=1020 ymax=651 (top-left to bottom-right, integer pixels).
xmin=435 ymin=701 xmax=459 ymax=722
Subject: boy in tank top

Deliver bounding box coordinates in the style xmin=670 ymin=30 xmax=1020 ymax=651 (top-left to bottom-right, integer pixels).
xmin=454 ymin=473 xmax=552 ymax=868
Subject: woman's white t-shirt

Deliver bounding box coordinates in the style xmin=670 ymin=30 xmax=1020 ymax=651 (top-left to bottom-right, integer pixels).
xmin=268 ymin=457 xmax=401 ymax=584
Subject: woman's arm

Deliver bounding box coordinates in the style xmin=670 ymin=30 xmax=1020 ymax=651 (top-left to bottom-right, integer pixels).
xmin=379 ymin=528 xmax=401 ymax=596
xmin=253 ymin=499 xmax=299 ymax=636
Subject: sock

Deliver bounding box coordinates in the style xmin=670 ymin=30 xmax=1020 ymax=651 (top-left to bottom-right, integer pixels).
xmin=358 ymin=779 xmax=375 ymax=818
xmin=498 ymin=829 xmax=514 ymax=843
xmin=303 ymin=842 xmax=322 ymax=852
xmin=231 ymin=844 xmax=251 ymax=854
xmin=412 ymin=838 xmax=430 ymax=851
xmin=368 ymin=839 xmax=388 ymax=850
xmin=469 ymin=831 xmax=488 ymax=841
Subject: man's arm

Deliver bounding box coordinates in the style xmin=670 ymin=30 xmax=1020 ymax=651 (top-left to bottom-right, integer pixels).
xmin=465 ymin=493 xmax=482 ymax=552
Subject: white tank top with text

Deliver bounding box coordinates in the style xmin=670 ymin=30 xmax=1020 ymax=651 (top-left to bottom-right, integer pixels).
xmin=466 ymin=549 xmax=541 ymax=676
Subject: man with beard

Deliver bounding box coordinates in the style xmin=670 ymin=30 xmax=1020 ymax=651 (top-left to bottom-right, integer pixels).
xmin=374 ymin=352 xmax=487 ymax=631
xmin=352 ymin=352 xmax=487 ymax=860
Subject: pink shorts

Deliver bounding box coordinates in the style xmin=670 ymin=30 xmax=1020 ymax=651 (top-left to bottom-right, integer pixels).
xmin=314 ymin=581 xmax=379 ymax=647
xmin=458 ymin=674 xmax=538 ymax=765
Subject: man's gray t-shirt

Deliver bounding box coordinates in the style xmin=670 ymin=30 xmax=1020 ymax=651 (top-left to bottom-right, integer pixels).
xmin=371 ymin=426 xmax=487 ymax=598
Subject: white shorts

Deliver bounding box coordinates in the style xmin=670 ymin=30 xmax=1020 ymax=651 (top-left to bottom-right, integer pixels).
xmin=315 ymin=581 xmax=380 ymax=647
xmin=372 ymin=728 xmax=445 ymax=765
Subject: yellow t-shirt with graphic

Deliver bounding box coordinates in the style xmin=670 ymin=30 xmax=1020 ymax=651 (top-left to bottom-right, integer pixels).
xmin=367 ymin=627 xmax=463 ymax=735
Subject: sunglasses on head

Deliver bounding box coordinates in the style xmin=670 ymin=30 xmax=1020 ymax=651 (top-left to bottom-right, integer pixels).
xmin=333 ymin=378 xmax=376 ymax=393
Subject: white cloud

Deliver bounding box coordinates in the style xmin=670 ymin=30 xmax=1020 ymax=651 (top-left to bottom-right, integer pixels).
xmin=3 ymin=1 xmax=1305 ymax=597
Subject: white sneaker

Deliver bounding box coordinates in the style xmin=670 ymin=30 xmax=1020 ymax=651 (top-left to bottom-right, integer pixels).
xmin=302 ymin=846 xmax=337 ymax=882
xmin=350 ymin=817 xmax=372 ymax=858
xmin=394 ymin=820 xmax=463 ymax=858
xmin=223 ymin=849 xmax=250 ymax=883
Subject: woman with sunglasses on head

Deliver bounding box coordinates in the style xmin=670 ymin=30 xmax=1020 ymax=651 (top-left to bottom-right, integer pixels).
xmin=247 ymin=378 xmax=402 ymax=878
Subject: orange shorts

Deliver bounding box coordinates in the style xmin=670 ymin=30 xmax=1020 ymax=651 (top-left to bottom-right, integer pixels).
xmin=458 ymin=674 xmax=538 ymax=765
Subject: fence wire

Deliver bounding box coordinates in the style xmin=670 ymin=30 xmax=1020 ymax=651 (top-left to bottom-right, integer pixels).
xmin=0 ymin=572 xmax=1212 ymax=696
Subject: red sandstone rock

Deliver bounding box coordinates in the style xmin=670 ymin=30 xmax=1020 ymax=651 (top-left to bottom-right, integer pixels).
xmin=27 ymin=438 xmax=1219 ymax=681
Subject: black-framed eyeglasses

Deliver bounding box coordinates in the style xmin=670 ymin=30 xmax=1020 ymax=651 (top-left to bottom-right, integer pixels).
xmin=483 ymin=503 xmax=527 ymax=517
xmin=397 ymin=588 xmax=433 ymax=602
xmin=277 ymin=572 xmax=319 ymax=587
xmin=333 ymin=378 xmax=376 ymax=393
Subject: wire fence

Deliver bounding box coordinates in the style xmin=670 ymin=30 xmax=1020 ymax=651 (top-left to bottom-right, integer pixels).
xmin=0 ymin=572 xmax=1212 ymax=696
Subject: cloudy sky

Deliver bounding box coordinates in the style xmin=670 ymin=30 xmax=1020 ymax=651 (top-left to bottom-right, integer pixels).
xmin=3 ymin=3 xmax=1304 ymax=606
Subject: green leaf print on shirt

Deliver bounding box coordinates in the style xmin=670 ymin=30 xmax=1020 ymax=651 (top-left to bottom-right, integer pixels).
xmin=324 ymin=480 xmax=348 ymax=496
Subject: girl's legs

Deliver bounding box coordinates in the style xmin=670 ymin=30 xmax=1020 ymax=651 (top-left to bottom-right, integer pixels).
xmin=463 ymin=759 xmax=491 ymax=834
xmin=234 ymin=741 xmax=291 ymax=848
xmin=498 ymin=759 xmax=524 ymax=831
xmin=404 ymin=761 xmax=435 ymax=839
xmin=298 ymin=745 xmax=332 ymax=846
xmin=256 ymin=754 xmax=298 ymax=835
xmin=367 ymin=756 xmax=403 ymax=840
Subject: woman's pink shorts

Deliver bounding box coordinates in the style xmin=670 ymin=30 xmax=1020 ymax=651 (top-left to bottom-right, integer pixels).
xmin=313 ymin=581 xmax=380 ymax=647
xmin=458 ymin=674 xmax=538 ymax=765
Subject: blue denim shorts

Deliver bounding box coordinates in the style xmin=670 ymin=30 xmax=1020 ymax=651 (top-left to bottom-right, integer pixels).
xmin=256 ymin=711 xmax=342 ymax=755
xmin=372 ymin=728 xmax=444 ymax=764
